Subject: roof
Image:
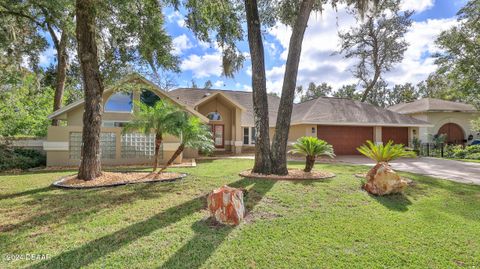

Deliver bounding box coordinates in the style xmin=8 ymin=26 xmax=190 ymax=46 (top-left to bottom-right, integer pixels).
xmin=47 ymin=73 xmax=209 ymax=122
xmin=170 ymin=88 xmax=430 ymax=127
xmin=291 ymin=97 xmax=430 ymax=127
xmin=388 ymin=98 xmax=478 ymax=114
xmin=169 ymin=88 xmax=281 ymax=126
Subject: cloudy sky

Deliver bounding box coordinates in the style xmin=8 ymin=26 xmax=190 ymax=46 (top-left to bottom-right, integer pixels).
xmin=39 ymin=0 xmax=466 ymax=95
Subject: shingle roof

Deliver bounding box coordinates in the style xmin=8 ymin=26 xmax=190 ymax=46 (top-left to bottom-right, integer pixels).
xmin=291 ymin=97 xmax=430 ymax=126
xmin=169 ymin=88 xmax=430 ymax=127
xmin=168 ymin=88 xmax=281 ymax=126
xmin=388 ymin=98 xmax=477 ymax=114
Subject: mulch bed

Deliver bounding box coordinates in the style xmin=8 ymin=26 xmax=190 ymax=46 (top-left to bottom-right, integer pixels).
xmin=239 ymin=169 xmax=335 ymax=180
xmin=52 ymin=171 xmax=187 ymax=189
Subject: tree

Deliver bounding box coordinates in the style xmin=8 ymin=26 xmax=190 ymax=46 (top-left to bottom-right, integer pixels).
xmin=182 ymin=0 xmax=377 ymax=175
xmin=124 ymin=100 xmax=185 ymax=172
xmin=387 ymin=83 xmax=419 ymax=106
xmin=289 ymin=136 xmax=335 ymax=172
xmin=160 ymin=115 xmax=214 ymax=172
xmin=75 ymin=0 xmax=178 ymax=180
xmin=203 ymin=80 xmax=213 ymax=89
xmin=471 ymin=118 xmax=480 ymax=132
xmin=333 ymin=84 xmax=361 ymax=99
xmin=433 ymin=0 xmax=480 ymax=108
xmin=338 ymin=0 xmax=412 ymax=102
xmin=0 ymin=0 xmax=76 ymax=126
xmin=297 ymin=82 xmax=333 ymax=102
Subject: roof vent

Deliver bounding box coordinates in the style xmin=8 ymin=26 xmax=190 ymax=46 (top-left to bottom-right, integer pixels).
xmin=203 ymin=93 xmax=211 ymax=98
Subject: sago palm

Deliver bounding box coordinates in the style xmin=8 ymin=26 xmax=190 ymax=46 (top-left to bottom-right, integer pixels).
xmin=123 ymin=99 xmax=184 ymax=172
xmin=357 ymin=140 xmax=416 ymax=163
xmin=159 ymin=115 xmax=214 ymax=172
xmin=289 ymin=136 xmax=335 ymax=172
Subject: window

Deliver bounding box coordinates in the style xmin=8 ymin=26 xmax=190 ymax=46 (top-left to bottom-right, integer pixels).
xmin=251 ymin=127 xmax=256 ymax=144
xmin=140 ymin=89 xmax=160 ymax=107
xmin=69 ymin=132 xmax=116 ymax=159
xmin=243 ymin=127 xmax=249 ymax=145
xmin=104 ymin=92 xmax=133 ymax=112
xmin=102 ymin=121 xmax=128 ymax=127
xmin=206 ymin=112 xmax=222 ymax=121
xmin=121 ymin=133 xmax=157 ymax=159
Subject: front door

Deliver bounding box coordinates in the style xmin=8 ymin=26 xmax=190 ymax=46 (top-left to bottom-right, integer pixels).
xmin=211 ymin=124 xmax=224 ymax=148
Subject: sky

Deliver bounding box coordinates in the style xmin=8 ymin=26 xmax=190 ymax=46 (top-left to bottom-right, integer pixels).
xmin=39 ymin=0 xmax=467 ymax=95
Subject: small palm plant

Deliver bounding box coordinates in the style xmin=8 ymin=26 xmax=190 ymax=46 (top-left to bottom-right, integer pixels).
xmin=159 ymin=115 xmax=214 ymax=172
xmin=289 ymin=136 xmax=335 ymax=172
xmin=123 ymin=100 xmax=184 ymax=172
xmin=357 ymin=140 xmax=416 ymax=163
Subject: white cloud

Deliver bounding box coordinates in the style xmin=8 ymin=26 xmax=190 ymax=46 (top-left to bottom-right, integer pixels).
xmin=266 ymin=4 xmax=457 ymax=95
xmin=180 ymin=52 xmax=222 ymax=78
xmin=213 ymin=80 xmax=225 ymax=87
xmin=39 ymin=46 xmax=56 ymax=67
xmin=400 ymin=0 xmax=434 ymax=13
xmin=172 ymin=34 xmax=192 ymax=55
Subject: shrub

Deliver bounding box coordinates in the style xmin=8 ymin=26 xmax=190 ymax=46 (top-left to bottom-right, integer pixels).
xmin=0 ymin=145 xmax=46 ymax=172
xmin=465 ymin=153 xmax=480 ymax=160
xmin=357 ymin=140 xmax=416 ymax=163
xmin=289 ymin=136 xmax=335 ymax=172
xmin=466 ymin=145 xmax=480 ymax=154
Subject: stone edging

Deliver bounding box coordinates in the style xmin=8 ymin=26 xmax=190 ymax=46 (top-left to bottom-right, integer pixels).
xmin=239 ymin=170 xmax=335 ymax=181
xmin=52 ymin=172 xmax=187 ymax=189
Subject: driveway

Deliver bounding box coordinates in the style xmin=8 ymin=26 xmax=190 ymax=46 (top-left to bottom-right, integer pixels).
xmin=336 ymin=156 xmax=480 ymax=185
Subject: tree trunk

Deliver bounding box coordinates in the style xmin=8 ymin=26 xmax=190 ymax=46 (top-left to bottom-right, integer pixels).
xmin=271 ymin=0 xmax=314 ymax=175
xmin=245 ymin=0 xmax=272 ymax=174
xmin=360 ymin=70 xmax=380 ymax=102
xmin=153 ymin=133 xmax=163 ymax=172
xmin=76 ymin=0 xmax=104 ymax=180
xmin=52 ymin=31 xmax=68 ymax=126
xmin=159 ymin=143 xmax=185 ymax=173
xmin=304 ymin=155 xmax=315 ymax=172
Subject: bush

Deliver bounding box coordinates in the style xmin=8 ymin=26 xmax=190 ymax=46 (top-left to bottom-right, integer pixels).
xmin=465 ymin=153 xmax=480 ymax=160
xmin=466 ymin=145 xmax=480 ymax=154
xmin=0 ymin=145 xmax=46 ymax=172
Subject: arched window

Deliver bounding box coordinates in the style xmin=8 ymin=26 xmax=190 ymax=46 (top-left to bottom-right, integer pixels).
xmin=206 ymin=112 xmax=222 ymax=121
xmin=104 ymin=92 xmax=133 ymax=112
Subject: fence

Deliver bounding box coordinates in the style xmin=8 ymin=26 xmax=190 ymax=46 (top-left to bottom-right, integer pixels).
xmin=417 ymin=143 xmax=446 ymax=158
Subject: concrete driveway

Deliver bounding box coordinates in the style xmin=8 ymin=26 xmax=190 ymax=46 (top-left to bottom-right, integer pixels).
xmin=336 ymin=156 xmax=480 ymax=185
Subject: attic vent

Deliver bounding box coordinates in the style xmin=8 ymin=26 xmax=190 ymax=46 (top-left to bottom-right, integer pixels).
xmin=203 ymin=93 xmax=211 ymax=98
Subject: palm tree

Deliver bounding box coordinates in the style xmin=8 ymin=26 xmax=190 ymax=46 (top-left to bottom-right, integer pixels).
xmin=289 ymin=136 xmax=335 ymax=172
xmin=123 ymin=99 xmax=184 ymax=172
xmin=357 ymin=140 xmax=416 ymax=163
xmin=159 ymin=115 xmax=214 ymax=172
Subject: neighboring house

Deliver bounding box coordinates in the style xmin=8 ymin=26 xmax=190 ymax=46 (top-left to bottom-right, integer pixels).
xmin=45 ymin=74 xmax=429 ymax=166
xmin=389 ymin=98 xmax=480 ymax=145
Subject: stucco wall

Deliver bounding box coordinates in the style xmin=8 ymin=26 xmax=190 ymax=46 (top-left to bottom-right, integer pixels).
xmin=411 ymin=112 xmax=480 ymax=143
xmin=197 ymin=97 xmax=233 ymax=143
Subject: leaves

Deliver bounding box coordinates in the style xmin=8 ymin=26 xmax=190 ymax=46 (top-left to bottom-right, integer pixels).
xmin=357 ymin=140 xmax=416 ymax=163
xmin=289 ymin=136 xmax=335 ymax=158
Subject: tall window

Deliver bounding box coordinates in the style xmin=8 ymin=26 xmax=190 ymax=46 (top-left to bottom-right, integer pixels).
xmin=206 ymin=112 xmax=222 ymax=121
xmin=104 ymin=92 xmax=133 ymax=112
xmin=251 ymin=127 xmax=256 ymax=144
xmin=243 ymin=127 xmax=249 ymax=145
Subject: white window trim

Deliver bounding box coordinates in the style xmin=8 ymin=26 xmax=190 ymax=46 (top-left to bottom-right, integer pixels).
xmin=102 ymin=120 xmax=130 ymax=127
xmin=243 ymin=126 xmax=256 ymax=146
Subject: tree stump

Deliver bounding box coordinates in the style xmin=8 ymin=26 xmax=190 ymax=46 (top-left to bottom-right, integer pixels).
xmin=207 ymin=185 xmax=245 ymax=225
xmin=364 ymin=162 xmax=408 ymax=195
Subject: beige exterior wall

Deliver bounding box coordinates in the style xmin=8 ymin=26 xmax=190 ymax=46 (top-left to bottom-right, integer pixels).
xmin=410 ymin=112 xmax=480 ymax=143
xmin=46 ymin=89 xmax=185 ymax=166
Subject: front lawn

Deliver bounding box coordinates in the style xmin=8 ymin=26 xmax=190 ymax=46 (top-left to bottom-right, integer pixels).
xmin=1 ymin=159 xmax=479 ymax=268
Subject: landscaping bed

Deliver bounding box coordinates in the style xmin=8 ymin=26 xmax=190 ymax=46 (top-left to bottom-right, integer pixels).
xmin=239 ymin=169 xmax=335 ymax=180
xmin=53 ymin=171 xmax=187 ymax=188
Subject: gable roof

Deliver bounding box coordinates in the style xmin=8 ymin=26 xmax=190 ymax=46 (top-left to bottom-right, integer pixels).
xmin=169 ymin=88 xmax=281 ymax=126
xmin=291 ymin=97 xmax=431 ymax=127
xmin=388 ymin=98 xmax=478 ymax=114
xmin=170 ymin=88 xmax=430 ymax=127
xmin=47 ymin=73 xmax=209 ymax=122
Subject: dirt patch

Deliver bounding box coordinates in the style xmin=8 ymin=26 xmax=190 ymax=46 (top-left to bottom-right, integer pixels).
xmin=239 ymin=169 xmax=335 ymax=180
xmin=53 ymin=172 xmax=187 ymax=189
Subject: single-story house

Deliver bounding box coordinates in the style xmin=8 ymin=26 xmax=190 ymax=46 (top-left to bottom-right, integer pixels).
xmin=44 ymin=74 xmax=431 ymax=166
xmin=389 ymin=98 xmax=480 ymax=145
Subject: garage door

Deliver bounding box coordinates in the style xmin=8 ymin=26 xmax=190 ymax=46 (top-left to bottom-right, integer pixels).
xmin=317 ymin=125 xmax=373 ymax=155
xmin=382 ymin=127 xmax=408 ymax=145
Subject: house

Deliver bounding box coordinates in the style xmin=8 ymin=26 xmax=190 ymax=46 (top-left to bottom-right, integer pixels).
xmin=44 ymin=74 xmax=430 ymax=166
xmin=389 ymin=98 xmax=480 ymax=145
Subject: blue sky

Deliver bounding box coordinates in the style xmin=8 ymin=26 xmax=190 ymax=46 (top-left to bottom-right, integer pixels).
xmin=39 ymin=0 xmax=466 ymax=95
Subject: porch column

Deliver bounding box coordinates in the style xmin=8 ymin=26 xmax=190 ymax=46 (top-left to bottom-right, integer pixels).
xmin=233 ymin=107 xmax=242 ymax=154
xmin=374 ymin=126 xmax=382 ymax=145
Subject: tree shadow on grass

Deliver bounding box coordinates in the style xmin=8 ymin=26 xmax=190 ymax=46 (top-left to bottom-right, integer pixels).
xmin=0 ymin=186 xmax=53 ymax=200
xmin=27 ymin=178 xmax=275 ymax=269
xmin=370 ymin=193 xmax=412 ymax=212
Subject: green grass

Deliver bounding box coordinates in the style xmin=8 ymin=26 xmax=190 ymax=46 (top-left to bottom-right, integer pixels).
xmin=446 ymin=158 xmax=480 ymax=163
xmin=1 ymin=159 xmax=480 ymax=268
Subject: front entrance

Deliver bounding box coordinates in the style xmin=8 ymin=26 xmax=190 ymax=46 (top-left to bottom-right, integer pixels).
xmin=210 ymin=124 xmax=224 ymax=148
xmin=438 ymin=123 xmax=464 ymax=145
